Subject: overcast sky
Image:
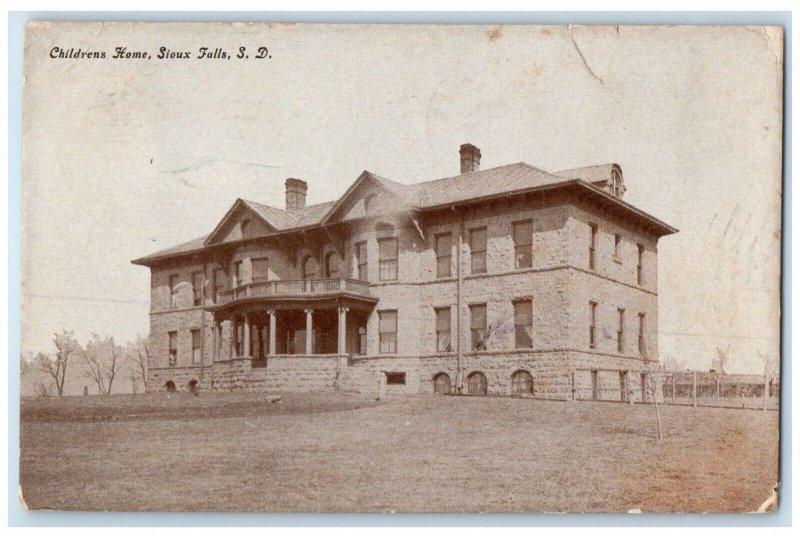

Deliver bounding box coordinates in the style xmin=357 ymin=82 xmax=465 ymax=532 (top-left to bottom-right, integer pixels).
xmin=22 ymin=23 xmax=783 ymax=374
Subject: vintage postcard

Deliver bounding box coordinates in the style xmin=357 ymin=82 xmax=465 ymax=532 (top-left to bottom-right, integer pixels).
xmin=19 ymin=22 xmax=783 ymax=513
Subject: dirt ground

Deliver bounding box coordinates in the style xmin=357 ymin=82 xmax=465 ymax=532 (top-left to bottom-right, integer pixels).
xmin=19 ymin=392 xmax=779 ymax=513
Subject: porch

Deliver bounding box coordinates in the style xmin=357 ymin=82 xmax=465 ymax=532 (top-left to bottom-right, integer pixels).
xmin=208 ymin=278 xmax=376 ymax=367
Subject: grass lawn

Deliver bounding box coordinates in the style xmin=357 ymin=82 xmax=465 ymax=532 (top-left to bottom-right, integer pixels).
xmin=19 ymin=392 xmax=778 ymax=513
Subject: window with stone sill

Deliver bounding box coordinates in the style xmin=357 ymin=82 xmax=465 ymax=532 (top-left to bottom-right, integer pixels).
xmin=355 ymin=241 xmax=368 ymax=281
xmin=637 ymin=244 xmax=644 ymax=285
xmin=191 ymin=271 xmax=204 ymax=307
xmin=169 ymin=274 xmax=179 ymax=309
xmin=213 ymin=268 xmax=226 ymax=303
xmin=435 ymin=233 xmax=452 ymax=278
xmin=513 ymin=299 xmax=533 ymax=349
xmin=168 ymin=331 xmax=178 ymax=367
xmin=613 ymin=234 xmax=622 ymax=263
xmin=233 ymin=261 xmax=243 ymax=287
xmin=435 ymin=307 xmax=452 ymax=352
xmin=469 ymin=227 xmax=487 ymax=275
xmin=513 ymin=220 xmax=533 ymax=269
xmin=378 ymin=238 xmax=399 ymax=281
xmin=378 ymin=310 xmax=398 ymax=354
xmin=191 ymin=329 xmax=202 ymax=364
xmin=589 ymin=301 xmax=597 ymax=349
xmin=470 ymin=303 xmax=488 ymax=350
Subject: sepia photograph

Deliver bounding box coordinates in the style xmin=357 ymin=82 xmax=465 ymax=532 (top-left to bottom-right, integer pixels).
xmin=18 ymin=21 xmax=783 ymax=514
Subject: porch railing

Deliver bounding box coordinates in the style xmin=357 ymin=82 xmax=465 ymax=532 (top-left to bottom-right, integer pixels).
xmin=216 ymin=277 xmax=372 ymax=305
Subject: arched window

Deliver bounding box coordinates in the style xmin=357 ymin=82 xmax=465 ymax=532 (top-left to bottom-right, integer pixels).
xmin=364 ymin=193 xmax=377 ymax=214
xmin=240 ymin=219 xmax=252 ymax=239
xmin=164 ymin=380 xmax=176 ymax=393
xmin=610 ymin=169 xmax=622 ymax=197
xmin=302 ymin=256 xmax=316 ymax=280
xmin=188 ymin=379 xmax=199 ymax=395
xmin=324 ymin=252 xmax=341 ymax=278
xmin=433 ymin=372 xmax=452 ymax=395
xmin=466 ymin=371 xmax=488 ymax=396
xmin=511 ymin=370 xmax=534 ymax=395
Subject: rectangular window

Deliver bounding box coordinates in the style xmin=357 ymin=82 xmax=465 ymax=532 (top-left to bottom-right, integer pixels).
xmin=589 ymin=224 xmax=597 ymax=270
xmin=378 ymin=238 xmax=399 ymax=281
xmin=637 ymin=244 xmax=644 ymax=285
xmin=513 ymin=220 xmax=533 ymax=269
xmin=213 ymin=269 xmax=226 ymax=303
xmin=470 ymin=303 xmax=488 ymax=350
xmin=514 ymin=299 xmax=533 ymax=349
xmin=469 ymin=227 xmax=487 ymax=274
xmin=252 ymin=257 xmax=269 ymax=282
xmin=591 ymin=370 xmax=599 ymax=400
xmin=589 ymin=301 xmax=597 ymax=349
xmin=435 ymin=233 xmax=452 ymax=278
xmin=638 ymin=313 xmax=646 ymax=356
xmin=614 ymin=234 xmax=621 ymax=260
xmin=191 ymin=271 xmax=204 ymax=307
xmin=435 ymin=307 xmax=452 ymax=352
xmin=169 ymin=274 xmax=179 ymax=309
xmin=168 ymin=331 xmax=177 ymax=366
xmin=234 ymin=261 xmax=243 ymax=287
xmin=378 ymin=310 xmax=398 ymax=354
xmin=385 ymin=372 xmax=406 ymax=385
xmin=356 ymin=241 xmax=368 ymax=281
xmin=617 ymin=308 xmax=625 ymax=353
xmin=619 ymin=371 xmax=628 ymax=402
xmin=191 ymin=329 xmax=202 ymax=364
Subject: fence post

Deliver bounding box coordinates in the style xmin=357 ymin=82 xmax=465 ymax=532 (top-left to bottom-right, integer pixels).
xmin=692 ymin=372 xmax=697 ymax=407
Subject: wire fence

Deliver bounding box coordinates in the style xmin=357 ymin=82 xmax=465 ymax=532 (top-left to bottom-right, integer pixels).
xmin=571 ymin=368 xmax=780 ymax=411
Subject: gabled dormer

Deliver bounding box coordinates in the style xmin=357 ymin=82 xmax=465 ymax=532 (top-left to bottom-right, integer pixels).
xmin=319 ymin=170 xmax=413 ymax=225
xmin=203 ymin=199 xmax=280 ymax=246
xmin=553 ymin=163 xmax=626 ymax=199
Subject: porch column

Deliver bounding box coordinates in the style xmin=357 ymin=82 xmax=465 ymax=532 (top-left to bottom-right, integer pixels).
xmin=230 ymin=317 xmax=237 ymax=358
xmin=305 ymin=308 xmax=314 ymax=355
xmin=337 ymin=305 xmax=349 ymax=355
xmin=267 ymin=309 xmax=277 ymax=356
xmin=243 ymin=314 xmax=251 ymax=357
xmin=214 ymin=319 xmax=221 ymax=361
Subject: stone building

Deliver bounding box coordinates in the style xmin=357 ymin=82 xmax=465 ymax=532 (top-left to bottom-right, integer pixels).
xmin=132 ymin=144 xmax=677 ymax=399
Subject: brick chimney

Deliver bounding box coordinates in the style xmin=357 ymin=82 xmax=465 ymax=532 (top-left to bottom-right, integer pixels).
xmin=459 ymin=143 xmax=481 ymax=174
xmin=285 ymin=178 xmax=307 ymax=211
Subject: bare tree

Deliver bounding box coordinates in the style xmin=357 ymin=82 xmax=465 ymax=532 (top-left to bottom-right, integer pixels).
xmin=36 ymin=330 xmax=80 ymax=397
xmin=662 ymin=356 xmax=687 ymax=372
xmin=712 ymin=344 xmax=731 ymax=398
xmin=129 ymin=335 xmax=150 ymax=392
xmin=640 ymin=332 xmax=664 ymax=440
xmin=84 ymin=334 xmax=125 ymax=395
xmin=644 ymin=369 xmax=664 ymax=441
xmin=35 ymin=379 xmax=54 ymax=398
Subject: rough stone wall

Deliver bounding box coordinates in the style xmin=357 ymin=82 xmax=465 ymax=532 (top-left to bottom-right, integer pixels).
xmin=261 ymin=356 xmax=340 ymax=392
xmin=147 ymin=366 xmax=205 ymax=393
xmin=149 ymin=309 xmax=206 ymax=369
xmin=209 ymin=358 xmax=253 ymax=391
xmin=144 ymin=198 xmax=666 ymax=397
xmin=416 ymin=352 xmax=575 ymax=398
xmin=563 ymin=205 xmax=659 ymax=294
xmin=338 ymin=356 xmax=422 ymax=397
xmin=566 ymin=267 xmax=660 ymax=361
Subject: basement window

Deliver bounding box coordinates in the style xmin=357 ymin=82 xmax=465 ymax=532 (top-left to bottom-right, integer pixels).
xmin=385 ymin=372 xmax=406 ymax=385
